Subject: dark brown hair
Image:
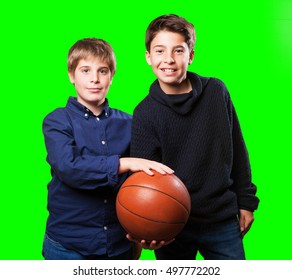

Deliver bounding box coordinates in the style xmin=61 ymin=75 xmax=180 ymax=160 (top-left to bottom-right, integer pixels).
xmin=146 ymin=14 xmax=196 ymax=52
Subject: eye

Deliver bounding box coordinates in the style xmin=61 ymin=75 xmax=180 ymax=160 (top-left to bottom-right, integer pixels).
xmin=155 ymin=49 xmax=163 ymax=54
xmin=81 ymin=68 xmax=90 ymax=73
xmin=99 ymin=68 xmax=109 ymax=74
xmin=175 ymin=48 xmax=184 ymax=54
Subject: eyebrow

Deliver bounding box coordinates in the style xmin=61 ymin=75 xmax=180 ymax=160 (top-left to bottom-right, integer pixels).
xmin=78 ymin=65 xmax=109 ymax=69
xmin=153 ymin=44 xmax=186 ymax=49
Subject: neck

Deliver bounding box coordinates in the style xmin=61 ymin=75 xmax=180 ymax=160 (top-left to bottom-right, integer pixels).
xmin=77 ymin=98 xmax=106 ymax=116
xmin=159 ymin=78 xmax=192 ymax=95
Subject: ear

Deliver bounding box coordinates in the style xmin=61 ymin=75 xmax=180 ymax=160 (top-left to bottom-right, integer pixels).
xmin=68 ymin=71 xmax=75 ymax=84
xmin=189 ymin=50 xmax=195 ymax=65
xmin=145 ymin=51 xmax=152 ymax=66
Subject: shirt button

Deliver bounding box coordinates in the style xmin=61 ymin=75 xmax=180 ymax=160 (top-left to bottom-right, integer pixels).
xmin=84 ymin=113 xmax=88 ymax=117
xmin=101 ymin=140 xmax=106 ymax=145
xmin=104 ymin=199 xmax=108 ymax=203
xmin=96 ymin=117 xmax=100 ymax=121
xmin=104 ymin=226 xmax=108 ymax=231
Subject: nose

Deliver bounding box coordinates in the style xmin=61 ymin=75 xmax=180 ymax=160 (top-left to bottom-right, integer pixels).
xmin=164 ymin=52 xmax=175 ymax=64
xmin=91 ymin=72 xmax=100 ymax=83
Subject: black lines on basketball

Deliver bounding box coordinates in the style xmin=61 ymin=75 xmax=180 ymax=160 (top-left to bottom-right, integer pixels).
xmin=116 ymin=171 xmax=191 ymax=242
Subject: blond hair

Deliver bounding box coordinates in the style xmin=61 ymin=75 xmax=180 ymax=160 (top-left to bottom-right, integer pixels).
xmin=68 ymin=38 xmax=116 ymax=75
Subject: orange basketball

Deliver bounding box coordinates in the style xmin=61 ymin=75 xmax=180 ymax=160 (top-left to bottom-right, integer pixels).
xmin=116 ymin=171 xmax=191 ymax=242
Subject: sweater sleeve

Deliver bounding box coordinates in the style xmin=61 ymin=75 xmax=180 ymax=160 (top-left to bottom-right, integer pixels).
xmin=227 ymin=94 xmax=260 ymax=211
xmin=43 ymin=109 xmax=120 ymax=190
xmin=130 ymin=103 xmax=162 ymax=162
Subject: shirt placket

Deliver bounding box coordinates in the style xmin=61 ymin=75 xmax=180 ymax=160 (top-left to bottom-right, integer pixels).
xmin=96 ymin=116 xmax=111 ymax=245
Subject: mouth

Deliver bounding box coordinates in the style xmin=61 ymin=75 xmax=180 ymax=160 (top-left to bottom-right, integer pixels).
xmin=87 ymin=88 xmax=102 ymax=92
xmin=161 ymin=68 xmax=176 ymax=73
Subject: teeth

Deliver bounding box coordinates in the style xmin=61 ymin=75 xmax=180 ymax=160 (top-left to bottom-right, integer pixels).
xmin=163 ymin=69 xmax=174 ymax=72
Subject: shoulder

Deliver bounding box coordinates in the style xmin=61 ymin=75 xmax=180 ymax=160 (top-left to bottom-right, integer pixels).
xmin=43 ymin=107 xmax=72 ymax=131
xmin=210 ymin=77 xmax=228 ymax=90
xmin=206 ymin=77 xmax=231 ymax=103
xmin=189 ymin=72 xmax=229 ymax=94
xmin=133 ymin=95 xmax=154 ymax=114
xmin=188 ymin=72 xmax=210 ymax=86
xmin=109 ymin=108 xmax=132 ymax=120
xmin=192 ymin=71 xmax=228 ymax=92
xmin=206 ymin=76 xmax=228 ymax=93
xmin=43 ymin=107 xmax=67 ymax=122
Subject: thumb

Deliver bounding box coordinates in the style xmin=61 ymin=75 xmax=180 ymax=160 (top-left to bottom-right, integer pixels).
xmin=239 ymin=216 xmax=245 ymax=232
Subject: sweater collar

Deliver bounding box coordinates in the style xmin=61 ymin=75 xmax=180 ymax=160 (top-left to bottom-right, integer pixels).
xmin=149 ymin=72 xmax=203 ymax=115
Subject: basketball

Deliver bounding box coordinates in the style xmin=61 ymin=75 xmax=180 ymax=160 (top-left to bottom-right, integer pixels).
xmin=116 ymin=171 xmax=191 ymax=242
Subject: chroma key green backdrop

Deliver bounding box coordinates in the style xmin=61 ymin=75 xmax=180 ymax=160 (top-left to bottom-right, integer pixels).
xmin=0 ymin=0 xmax=291 ymax=260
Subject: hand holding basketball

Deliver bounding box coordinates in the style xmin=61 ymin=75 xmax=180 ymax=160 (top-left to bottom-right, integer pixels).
xmin=126 ymin=234 xmax=174 ymax=250
xmin=118 ymin=158 xmax=174 ymax=175
xmin=116 ymin=171 xmax=191 ymax=242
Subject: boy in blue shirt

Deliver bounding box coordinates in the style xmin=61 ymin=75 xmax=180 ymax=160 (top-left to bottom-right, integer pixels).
xmin=42 ymin=38 xmax=173 ymax=260
xmin=130 ymin=15 xmax=259 ymax=259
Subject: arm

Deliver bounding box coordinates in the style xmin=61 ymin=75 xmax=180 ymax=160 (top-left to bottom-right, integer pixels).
xmin=43 ymin=110 xmax=173 ymax=190
xmin=43 ymin=110 xmax=120 ymax=190
xmin=226 ymin=92 xmax=259 ymax=235
xmin=228 ymin=99 xmax=259 ymax=209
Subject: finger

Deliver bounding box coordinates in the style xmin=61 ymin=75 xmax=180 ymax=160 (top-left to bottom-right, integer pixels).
xmin=164 ymin=238 xmax=175 ymax=246
xmin=162 ymin=165 xmax=175 ymax=174
xmin=126 ymin=234 xmax=132 ymax=241
xmin=142 ymin=168 xmax=154 ymax=176
xmin=141 ymin=240 xmax=151 ymax=249
xmin=239 ymin=217 xmax=245 ymax=233
xmin=152 ymin=167 xmax=166 ymax=175
xmin=156 ymin=239 xmax=174 ymax=249
xmin=126 ymin=234 xmax=138 ymax=243
xmin=243 ymin=223 xmax=252 ymax=237
xmin=141 ymin=240 xmax=147 ymax=245
xmin=149 ymin=240 xmax=157 ymax=249
xmin=152 ymin=164 xmax=174 ymax=175
xmin=155 ymin=241 xmax=165 ymax=249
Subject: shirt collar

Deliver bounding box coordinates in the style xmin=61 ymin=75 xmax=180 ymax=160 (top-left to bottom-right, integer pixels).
xmin=67 ymin=97 xmax=110 ymax=119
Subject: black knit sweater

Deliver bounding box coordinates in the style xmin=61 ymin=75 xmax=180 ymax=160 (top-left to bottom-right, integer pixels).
xmin=131 ymin=72 xmax=259 ymax=225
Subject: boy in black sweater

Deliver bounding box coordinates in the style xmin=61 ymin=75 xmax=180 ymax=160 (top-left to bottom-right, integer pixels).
xmin=130 ymin=14 xmax=259 ymax=259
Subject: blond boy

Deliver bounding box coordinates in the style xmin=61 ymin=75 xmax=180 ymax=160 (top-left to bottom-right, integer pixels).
xmin=42 ymin=38 xmax=172 ymax=260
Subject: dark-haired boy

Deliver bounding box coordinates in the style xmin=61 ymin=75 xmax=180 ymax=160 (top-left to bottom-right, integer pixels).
xmin=130 ymin=15 xmax=259 ymax=260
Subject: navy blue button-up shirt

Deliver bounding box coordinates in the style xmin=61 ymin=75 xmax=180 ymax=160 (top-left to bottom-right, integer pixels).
xmin=43 ymin=97 xmax=132 ymax=256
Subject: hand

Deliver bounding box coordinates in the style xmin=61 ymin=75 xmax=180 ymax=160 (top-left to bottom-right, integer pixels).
xmin=119 ymin=157 xmax=174 ymax=176
xmin=127 ymin=234 xmax=174 ymax=250
xmin=239 ymin=209 xmax=254 ymax=237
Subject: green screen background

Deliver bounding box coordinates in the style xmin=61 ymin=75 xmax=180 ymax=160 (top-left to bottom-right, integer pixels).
xmin=0 ymin=0 xmax=291 ymax=260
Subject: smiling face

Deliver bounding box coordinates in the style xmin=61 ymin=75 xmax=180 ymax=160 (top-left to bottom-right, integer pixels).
xmin=68 ymin=57 xmax=112 ymax=114
xmin=146 ymin=30 xmax=194 ymax=94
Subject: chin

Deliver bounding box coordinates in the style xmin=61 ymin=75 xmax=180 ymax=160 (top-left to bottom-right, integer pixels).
xmin=160 ymin=76 xmax=180 ymax=84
